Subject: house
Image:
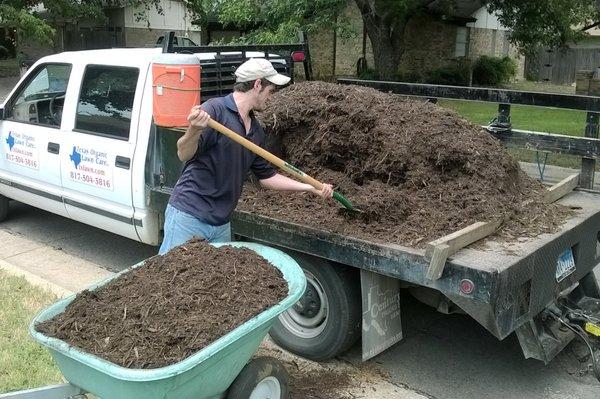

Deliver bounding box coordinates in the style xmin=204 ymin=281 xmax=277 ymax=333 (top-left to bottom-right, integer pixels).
xmin=309 ymin=1 xmax=524 ymax=81
xmin=19 ymin=0 xmax=200 ymax=60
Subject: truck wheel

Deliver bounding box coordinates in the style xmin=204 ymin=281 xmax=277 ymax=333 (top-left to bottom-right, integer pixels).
xmin=226 ymin=356 xmax=289 ymax=399
xmin=0 ymin=195 xmax=9 ymax=222
xmin=269 ymin=254 xmax=361 ymax=361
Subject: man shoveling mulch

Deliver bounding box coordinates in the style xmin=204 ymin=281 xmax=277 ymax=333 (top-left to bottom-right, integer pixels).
xmin=35 ymin=239 xmax=288 ymax=369
xmin=238 ymin=81 xmax=570 ymax=247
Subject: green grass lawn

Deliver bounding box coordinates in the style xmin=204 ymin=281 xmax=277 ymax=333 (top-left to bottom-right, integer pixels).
xmin=0 ymin=271 xmax=62 ymax=394
xmin=438 ymin=99 xmax=592 ymax=170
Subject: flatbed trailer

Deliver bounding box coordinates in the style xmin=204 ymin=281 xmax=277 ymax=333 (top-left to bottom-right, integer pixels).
xmin=227 ymin=81 xmax=600 ymax=365
xmin=231 ymin=190 xmax=600 ymax=363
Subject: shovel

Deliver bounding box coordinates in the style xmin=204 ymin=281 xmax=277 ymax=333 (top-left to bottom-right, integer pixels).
xmin=173 ymin=119 xmax=357 ymax=211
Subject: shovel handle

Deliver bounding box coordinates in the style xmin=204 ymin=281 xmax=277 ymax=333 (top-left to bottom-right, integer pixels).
xmin=175 ymin=119 xmax=355 ymax=210
xmin=206 ymin=119 xmax=324 ymax=188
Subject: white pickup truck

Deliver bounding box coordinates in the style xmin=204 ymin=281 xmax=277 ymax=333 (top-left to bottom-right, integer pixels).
xmin=0 ymin=40 xmax=308 ymax=245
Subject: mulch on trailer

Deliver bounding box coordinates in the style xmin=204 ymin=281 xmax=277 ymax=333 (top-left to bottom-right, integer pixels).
xmin=239 ymin=81 xmax=570 ymax=248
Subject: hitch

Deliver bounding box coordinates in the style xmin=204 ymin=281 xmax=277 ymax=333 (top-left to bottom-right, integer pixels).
xmin=543 ymin=298 xmax=600 ymax=383
xmin=557 ymin=296 xmax=600 ymax=337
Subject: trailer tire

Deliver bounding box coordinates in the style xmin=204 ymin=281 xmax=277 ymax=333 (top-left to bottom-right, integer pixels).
xmin=226 ymin=356 xmax=289 ymax=399
xmin=0 ymin=195 xmax=9 ymax=222
xmin=269 ymin=254 xmax=361 ymax=361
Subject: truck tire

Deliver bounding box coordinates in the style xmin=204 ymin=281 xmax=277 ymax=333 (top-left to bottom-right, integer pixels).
xmin=269 ymin=254 xmax=361 ymax=361
xmin=226 ymin=356 xmax=289 ymax=399
xmin=0 ymin=195 xmax=9 ymax=222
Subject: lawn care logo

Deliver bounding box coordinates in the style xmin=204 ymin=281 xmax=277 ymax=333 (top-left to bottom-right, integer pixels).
xmin=69 ymin=145 xmax=113 ymax=190
xmin=4 ymin=131 xmax=38 ymax=169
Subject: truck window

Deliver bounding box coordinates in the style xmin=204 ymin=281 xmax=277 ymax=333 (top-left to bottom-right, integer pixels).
xmin=7 ymin=64 xmax=71 ymax=128
xmin=75 ymin=65 xmax=139 ymax=140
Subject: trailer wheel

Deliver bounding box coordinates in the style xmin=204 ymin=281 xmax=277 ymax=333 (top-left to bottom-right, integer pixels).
xmin=226 ymin=356 xmax=289 ymax=399
xmin=269 ymin=254 xmax=361 ymax=361
xmin=0 ymin=195 xmax=9 ymax=222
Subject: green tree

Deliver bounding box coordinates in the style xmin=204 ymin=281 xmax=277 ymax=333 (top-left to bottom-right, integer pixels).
xmin=0 ymin=0 xmax=107 ymax=45
xmin=192 ymin=0 xmax=600 ymax=80
xmin=0 ymin=1 xmax=164 ymax=47
xmin=186 ymin=0 xmax=350 ymax=43
xmin=487 ymin=0 xmax=599 ymax=54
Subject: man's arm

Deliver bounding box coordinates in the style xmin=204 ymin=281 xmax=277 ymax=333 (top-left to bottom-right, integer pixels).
xmin=176 ymin=106 xmax=211 ymax=162
xmin=259 ymin=173 xmax=333 ymax=199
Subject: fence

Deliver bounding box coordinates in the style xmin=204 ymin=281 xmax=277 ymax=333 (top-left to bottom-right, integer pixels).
xmin=526 ymin=47 xmax=600 ymax=85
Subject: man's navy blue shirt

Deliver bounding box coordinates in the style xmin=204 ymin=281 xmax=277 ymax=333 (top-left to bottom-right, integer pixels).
xmin=169 ymin=94 xmax=276 ymax=226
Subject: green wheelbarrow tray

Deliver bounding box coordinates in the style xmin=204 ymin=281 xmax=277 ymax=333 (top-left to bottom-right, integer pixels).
xmin=29 ymin=242 xmax=307 ymax=399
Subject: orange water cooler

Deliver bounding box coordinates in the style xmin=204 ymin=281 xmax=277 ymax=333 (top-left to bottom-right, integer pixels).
xmin=152 ymin=54 xmax=201 ymax=127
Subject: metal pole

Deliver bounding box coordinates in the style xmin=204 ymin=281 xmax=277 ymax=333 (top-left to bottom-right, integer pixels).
xmin=497 ymin=103 xmax=511 ymax=127
xmin=581 ymin=112 xmax=599 ymax=189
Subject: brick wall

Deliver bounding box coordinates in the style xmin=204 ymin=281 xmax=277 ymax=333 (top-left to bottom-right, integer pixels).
xmin=308 ymin=28 xmax=335 ymax=80
xmin=398 ymin=15 xmax=457 ymax=73
xmin=309 ymin=2 xmax=526 ymax=82
xmin=309 ymin=2 xmax=377 ymax=79
xmin=469 ymin=28 xmax=524 ymax=80
xmin=310 ymin=3 xmax=460 ymax=79
xmin=334 ymin=3 xmax=374 ymax=77
xmin=125 ymin=28 xmax=184 ymax=47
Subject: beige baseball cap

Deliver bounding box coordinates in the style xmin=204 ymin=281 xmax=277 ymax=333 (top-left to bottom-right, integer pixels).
xmin=235 ymin=58 xmax=291 ymax=86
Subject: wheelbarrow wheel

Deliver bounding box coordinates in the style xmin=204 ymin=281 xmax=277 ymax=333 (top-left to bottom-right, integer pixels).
xmin=227 ymin=356 xmax=290 ymax=399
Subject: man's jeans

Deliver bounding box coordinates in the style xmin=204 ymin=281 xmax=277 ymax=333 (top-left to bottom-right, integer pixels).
xmin=158 ymin=204 xmax=231 ymax=255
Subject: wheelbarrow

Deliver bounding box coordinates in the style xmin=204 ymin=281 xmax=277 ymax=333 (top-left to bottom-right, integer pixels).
xmin=2 ymin=242 xmax=306 ymax=399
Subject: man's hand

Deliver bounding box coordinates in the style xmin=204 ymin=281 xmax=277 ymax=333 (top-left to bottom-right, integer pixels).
xmin=177 ymin=106 xmax=211 ymax=162
xmin=311 ymin=183 xmax=334 ymax=199
xmin=187 ymin=105 xmax=211 ymax=134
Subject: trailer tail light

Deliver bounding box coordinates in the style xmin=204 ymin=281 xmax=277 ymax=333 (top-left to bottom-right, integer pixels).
xmin=459 ymin=279 xmax=474 ymax=295
xmin=291 ymin=51 xmax=305 ymax=62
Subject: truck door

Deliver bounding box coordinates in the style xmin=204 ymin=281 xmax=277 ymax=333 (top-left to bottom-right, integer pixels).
xmin=0 ymin=63 xmax=71 ymax=217
xmin=59 ymin=64 xmax=143 ymax=241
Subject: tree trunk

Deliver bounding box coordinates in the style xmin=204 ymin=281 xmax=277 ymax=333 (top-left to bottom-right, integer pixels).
xmin=368 ymin=27 xmax=405 ymax=80
xmin=355 ymin=1 xmax=408 ymax=80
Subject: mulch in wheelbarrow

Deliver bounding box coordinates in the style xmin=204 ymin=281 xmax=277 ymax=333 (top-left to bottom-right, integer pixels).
xmin=35 ymin=238 xmax=288 ymax=369
xmin=240 ymin=81 xmax=570 ymax=248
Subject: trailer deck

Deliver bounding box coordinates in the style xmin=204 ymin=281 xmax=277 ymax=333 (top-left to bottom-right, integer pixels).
xmin=231 ymin=190 xmax=600 ymax=340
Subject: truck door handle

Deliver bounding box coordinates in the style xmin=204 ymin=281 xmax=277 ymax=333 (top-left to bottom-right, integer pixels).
xmin=115 ymin=156 xmax=131 ymax=170
xmin=47 ymin=142 xmax=60 ymax=154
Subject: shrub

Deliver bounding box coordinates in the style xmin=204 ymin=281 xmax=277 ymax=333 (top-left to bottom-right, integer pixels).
xmin=395 ymin=69 xmax=422 ymax=83
xmin=472 ymin=56 xmax=517 ymax=86
xmin=423 ymin=64 xmax=470 ymax=86
xmin=358 ymin=67 xmax=379 ymax=80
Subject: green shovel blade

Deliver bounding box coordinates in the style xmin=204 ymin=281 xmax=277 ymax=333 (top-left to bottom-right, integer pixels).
xmin=333 ymin=191 xmax=355 ymax=210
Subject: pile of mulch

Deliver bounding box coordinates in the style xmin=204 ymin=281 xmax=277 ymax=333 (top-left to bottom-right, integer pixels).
xmin=238 ymin=81 xmax=570 ymax=247
xmin=36 ymin=239 xmax=288 ymax=369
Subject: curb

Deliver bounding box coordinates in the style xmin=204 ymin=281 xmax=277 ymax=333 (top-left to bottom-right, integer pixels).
xmin=0 ymin=258 xmax=74 ymax=298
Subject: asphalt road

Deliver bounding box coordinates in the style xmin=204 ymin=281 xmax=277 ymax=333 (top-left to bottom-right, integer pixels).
xmin=1 ymin=201 xmax=599 ymax=399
